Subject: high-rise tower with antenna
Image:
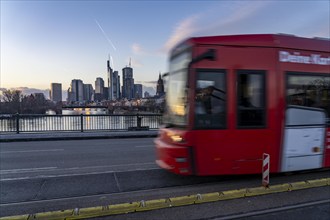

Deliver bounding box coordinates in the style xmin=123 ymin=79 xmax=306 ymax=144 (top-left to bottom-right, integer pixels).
xmin=107 ymin=55 xmax=120 ymax=100
xmin=107 ymin=54 xmax=113 ymax=100
xmin=122 ymin=59 xmax=134 ymax=99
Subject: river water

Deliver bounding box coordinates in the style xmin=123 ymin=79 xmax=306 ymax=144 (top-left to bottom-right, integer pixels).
xmin=0 ymin=110 xmax=161 ymax=132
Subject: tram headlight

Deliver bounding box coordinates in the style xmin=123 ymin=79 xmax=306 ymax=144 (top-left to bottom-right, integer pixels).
xmin=166 ymin=130 xmax=186 ymax=143
xmin=170 ymin=135 xmax=184 ymax=143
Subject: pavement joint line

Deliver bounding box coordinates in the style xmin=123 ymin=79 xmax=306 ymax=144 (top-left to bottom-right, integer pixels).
xmin=113 ymin=172 xmax=122 ymax=192
xmin=0 ymin=177 xmax=329 ymax=220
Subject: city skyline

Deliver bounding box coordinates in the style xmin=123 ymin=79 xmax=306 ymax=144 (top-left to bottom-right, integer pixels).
xmin=66 ymin=56 xmax=163 ymax=102
xmin=1 ymin=1 xmax=329 ymax=90
xmin=66 ymin=59 xmax=160 ymax=102
xmin=64 ymin=72 xmax=160 ymax=102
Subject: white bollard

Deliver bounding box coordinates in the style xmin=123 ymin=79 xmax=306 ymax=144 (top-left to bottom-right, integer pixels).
xmin=262 ymin=153 xmax=270 ymax=187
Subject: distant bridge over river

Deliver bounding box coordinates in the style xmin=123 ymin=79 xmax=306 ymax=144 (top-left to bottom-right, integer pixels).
xmin=62 ymin=105 xmax=162 ymax=113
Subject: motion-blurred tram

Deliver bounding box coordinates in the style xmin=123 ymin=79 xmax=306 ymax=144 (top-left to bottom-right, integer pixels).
xmin=155 ymin=34 xmax=330 ymax=175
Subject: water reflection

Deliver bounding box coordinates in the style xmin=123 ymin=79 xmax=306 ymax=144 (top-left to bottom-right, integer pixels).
xmin=62 ymin=108 xmax=108 ymax=115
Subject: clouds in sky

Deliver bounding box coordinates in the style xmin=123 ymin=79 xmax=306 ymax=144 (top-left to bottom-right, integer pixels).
xmin=130 ymin=44 xmax=145 ymax=68
xmin=132 ymin=43 xmax=145 ymax=55
xmin=163 ymin=1 xmax=269 ymax=52
xmin=163 ymin=15 xmax=200 ymax=53
xmin=163 ymin=1 xmax=329 ymax=53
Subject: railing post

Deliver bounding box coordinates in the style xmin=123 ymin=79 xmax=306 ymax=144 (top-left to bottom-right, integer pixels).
xmin=80 ymin=114 xmax=84 ymax=132
xmin=16 ymin=113 xmax=20 ymax=134
xmin=137 ymin=114 xmax=142 ymax=129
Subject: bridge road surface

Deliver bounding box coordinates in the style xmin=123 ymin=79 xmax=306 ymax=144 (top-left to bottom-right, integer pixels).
xmin=0 ymin=138 xmax=158 ymax=180
xmin=0 ymin=138 xmax=329 ymax=219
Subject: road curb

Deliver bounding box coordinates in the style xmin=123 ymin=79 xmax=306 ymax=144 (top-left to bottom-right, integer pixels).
xmin=0 ymin=131 xmax=158 ymax=142
xmin=0 ymin=177 xmax=329 ymax=220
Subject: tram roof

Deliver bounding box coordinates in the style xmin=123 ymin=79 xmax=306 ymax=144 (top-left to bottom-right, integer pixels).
xmin=183 ymin=34 xmax=330 ymax=52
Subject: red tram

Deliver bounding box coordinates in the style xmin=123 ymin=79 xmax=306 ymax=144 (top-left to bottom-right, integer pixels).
xmin=155 ymin=34 xmax=330 ymax=175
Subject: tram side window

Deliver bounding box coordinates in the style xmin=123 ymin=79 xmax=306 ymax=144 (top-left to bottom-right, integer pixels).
xmin=194 ymin=70 xmax=226 ymax=129
xmin=237 ymin=70 xmax=266 ymax=128
xmin=287 ymin=73 xmax=330 ymax=125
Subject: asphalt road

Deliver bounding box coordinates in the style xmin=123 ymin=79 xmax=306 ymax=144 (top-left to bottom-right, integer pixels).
xmin=0 ymin=138 xmax=329 ymax=219
xmin=0 ymin=138 xmax=158 ymax=180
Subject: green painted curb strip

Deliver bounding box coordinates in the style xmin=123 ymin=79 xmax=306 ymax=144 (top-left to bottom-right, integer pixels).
xmin=1 ymin=177 xmax=329 ymax=220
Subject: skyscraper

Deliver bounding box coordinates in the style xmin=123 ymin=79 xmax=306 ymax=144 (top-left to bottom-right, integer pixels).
xmin=70 ymin=79 xmax=84 ymax=102
xmin=103 ymin=87 xmax=109 ymax=100
xmin=95 ymin=77 xmax=104 ymax=94
xmin=107 ymin=58 xmax=121 ymax=100
xmin=134 ymin=84 xmax=143 ymax=99
xmin=113 ymin=71 xmax=120 ymax=100
xmin=83 ymin=84 xmax=93 ymax=102
xmin=95 ymin=77 xmax=104 ymax=101
xmin=107 ymin=58 xmax=113 ymax=100
xmin=50 ymin=83 xmax=62 ymax=102
xmin=122 ymin=60 xmax=134 ymax=99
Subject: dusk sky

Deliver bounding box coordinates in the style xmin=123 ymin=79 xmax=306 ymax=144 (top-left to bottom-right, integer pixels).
xmin=1 ymin=0 xmax=329 ymax=91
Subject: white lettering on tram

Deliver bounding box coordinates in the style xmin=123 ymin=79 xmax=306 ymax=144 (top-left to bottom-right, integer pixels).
xmin=279 ymin=51 xmax=330 ymax=65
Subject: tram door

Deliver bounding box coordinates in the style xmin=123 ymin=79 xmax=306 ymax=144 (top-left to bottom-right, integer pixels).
xmin=281 ymin=106 xmax=326 ymax=172
xmin=193 ymin=69 xmax=269 ymax=175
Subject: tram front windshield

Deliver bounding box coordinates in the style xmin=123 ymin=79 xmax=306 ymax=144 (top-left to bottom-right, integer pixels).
xmin=163 ymin=51 xmax=191 ymax=127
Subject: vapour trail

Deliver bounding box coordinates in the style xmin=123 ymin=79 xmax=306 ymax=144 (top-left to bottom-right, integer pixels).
xmin=94 ymin=19 xmax=117 ymax=51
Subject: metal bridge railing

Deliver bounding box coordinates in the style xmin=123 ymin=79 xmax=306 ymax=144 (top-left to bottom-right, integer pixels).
xmin=0 ymin=113 xmax=162 ymax=133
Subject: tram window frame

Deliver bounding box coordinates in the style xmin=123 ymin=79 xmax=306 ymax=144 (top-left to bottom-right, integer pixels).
xmin=194 ymin=69 xmax=227 ymax=130
xmin=237 ymin=70 xmax=266 ymax=129
xmin=286 ymin=72 xmax=330 ymax=126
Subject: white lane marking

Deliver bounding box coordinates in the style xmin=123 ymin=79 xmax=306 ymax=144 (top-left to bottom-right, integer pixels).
xmin=0 ymin=167 xmax=58 ymax=174
xmin=53 ymin=162 xmax=156 ymax=171
xmin=135 ymin=145 xmax=154 ymax=148
xmin=1 ymin=149 xmax=64 ymax=154
xmin=0 ymin=162 xmax=156 ymax=176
